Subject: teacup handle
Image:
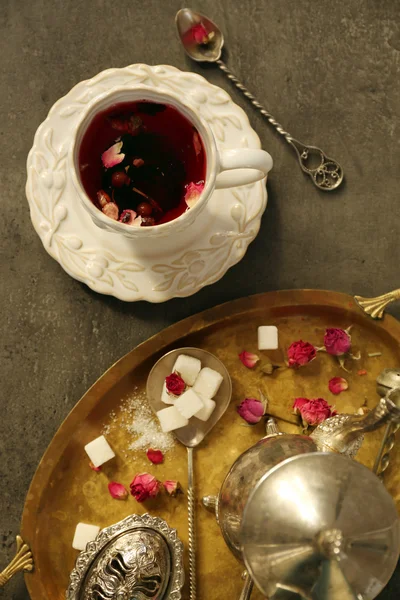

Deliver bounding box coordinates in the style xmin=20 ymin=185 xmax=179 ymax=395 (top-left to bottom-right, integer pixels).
xmin=215 ymin=148 xmax=273 ymax=189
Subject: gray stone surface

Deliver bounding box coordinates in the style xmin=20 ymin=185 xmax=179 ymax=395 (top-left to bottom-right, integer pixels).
xmin=1 ymin=0 xmax=400 ymax=597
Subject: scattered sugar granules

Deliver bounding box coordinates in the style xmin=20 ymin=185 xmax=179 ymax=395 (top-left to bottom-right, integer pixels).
xmin=102 ymin=388 xmax=175 ymax=454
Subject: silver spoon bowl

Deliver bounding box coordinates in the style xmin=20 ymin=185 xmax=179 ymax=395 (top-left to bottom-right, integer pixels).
xmin=147 ymin=347 xmax=232 ymax=446
xmin=175 ymin=8 xmax=223 ymax=63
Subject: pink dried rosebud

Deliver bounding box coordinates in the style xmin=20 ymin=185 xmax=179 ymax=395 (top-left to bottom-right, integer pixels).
xmin=97 ymin=189 xmax=111 ymax=208
xmin=119 ymin=209 xmax=137 ymax=225
xmin=102 ymin=201 xmax=119 ymax=220
xmin=108 ymin=481 xmax=128 ymax=500
xmin=184 ymin=182 xmax=204 ymax=209
xmin=237 ymin=398 xmax=264 ymax=424
xmin=238 ymin=351 xmax=259 ymax=369
xmin=328 ymin=377 xmax=349 ymax=395
xmin=89 ymin=461 xmax=101 ymax=472
xmin=133 ymin=158 xmax=145 ymax=167
xmin=357 ymin=369 xmax=367 ymax=376
xmin=293 ymin=397 xmax=337 ymax=428
xmin=163 ymin=480 xmax=183 ymax=497
xmin=324 ymin=328 xmax=351 ymax=356
xmin=165 ymin=372 xmax=186 ymax=396
xmin=101 ymin=141 xmax=125 ymax=168
xmin=146 ymin=449 xmax=164 ymax=464
xmin=287 ymin=340 xmax=316 ymax=368
xmin=130 ymin=473 xmax=160 ymax=503
xmin=192 ymin=22 xmax=210 ymax=44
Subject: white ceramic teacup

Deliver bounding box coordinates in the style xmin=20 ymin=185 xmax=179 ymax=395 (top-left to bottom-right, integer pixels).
xmin=69 ymin=86 xmax=273 ymax=239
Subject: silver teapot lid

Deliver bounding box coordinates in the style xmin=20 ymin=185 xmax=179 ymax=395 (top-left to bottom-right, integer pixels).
xmin=241 ymin=453 xmax=400 ymax=600
xmin=67 ymin=514 xmax=184 ymax=600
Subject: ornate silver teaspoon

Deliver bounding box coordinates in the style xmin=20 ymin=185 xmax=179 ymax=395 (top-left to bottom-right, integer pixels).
xmin=176 ymin=8 xmax=344 ymax=191
xmin=147 ymin=348 xmax=232 ymax=600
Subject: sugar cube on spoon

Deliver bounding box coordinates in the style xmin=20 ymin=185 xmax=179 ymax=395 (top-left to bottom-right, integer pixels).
xmin=195 ymin=395 xmax=216 ymax=422
xmin=193 ymin=367 xmax=223 ymax=398
xmin=161 ymin=381 xmax=176 ymax=405
xmin=173 ymin=354 xmax=201 ymax=385
xmin=157 ymin=405 xmax=189 ymax=432
xmin=175 ymin=388 xmax=204 ymax=419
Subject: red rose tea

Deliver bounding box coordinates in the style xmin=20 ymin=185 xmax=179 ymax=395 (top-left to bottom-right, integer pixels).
xmin=78 ymin=100 xmax=206 ymax=227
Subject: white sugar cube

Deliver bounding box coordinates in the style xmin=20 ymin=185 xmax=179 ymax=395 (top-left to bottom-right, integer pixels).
xmin=157 ymin=406 xmax=189 ymax=432
xmin=175 ymin=388 xmax=204 ymax=419
xmin=173 ymin=354 xmax=201 ymax=386
xmin=195 ymin=395 xmax=216 ymax=422
xmin=84 ymin=435 xmax=115 ymax=468
xmin=161 ymin=381 xmax=176 ymax=405
xmin=72 ymin=522 xmax=100 ymax=551
xmin=193 ymin=367 xmax=223 ymax=399
xmin=258 ymin=326 xmax=279 ymax=350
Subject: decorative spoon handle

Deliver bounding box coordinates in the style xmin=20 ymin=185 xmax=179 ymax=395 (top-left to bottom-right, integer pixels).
xmin=187 ymin=447 xmax=196 ymax=600
xmin=239 ymin=572 xmax=254 ymax=600
xmin=216 ymin=59 xmax=343 ymax=191
xmin=373 ymin=422 xmax=399 ymax=478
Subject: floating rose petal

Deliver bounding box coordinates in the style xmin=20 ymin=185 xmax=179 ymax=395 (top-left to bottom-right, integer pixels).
xmin=184 ymin=182 xmax=205 ymax=209
xmin=119 ymin=209 xmax=137 ymax=225
xmin=163 ymin=480 xmax=183 ymax=496
xmin=97 ymin=189 xmax=111 ymax=208
xmin=109 ymin=115 xmax=143 ymax=135
xmin=293 ymin=397 xmax=337 ymax=428
xmin=101 ymin=141 xmax=125 ymax=168
xmin=165 ymin=372 xmax=186 ymax=396
xmin=102 ymin=201 xmax=119 ymax=220
xmin=193 ymin=131 xmax=202 ymax=156
xmin=237 ymin=398 xmax=264 ymax=424
xmin=108 ymin=481 xmax=128 ymax=500
xmin=357 ymin=369 xmax=367 ymax=376
xmin=133 ymin=158 xmax=145 ymax=167
xmin=146 ymin=449 xmax=164 ymax=464
xmin=328 ymin=377 xmax=349 ymax=395
xmin=130 ymin=473 xmax=160 ymax=503
xmin=238 ymin=350 xmax=259 ymax=369
xmin=287 ymin=340 xmax=316 ymax=368
xmin=324 ymin=328 xmax=351 ymax=356
xmin=89 ymin=461 xmax=101 ymax=472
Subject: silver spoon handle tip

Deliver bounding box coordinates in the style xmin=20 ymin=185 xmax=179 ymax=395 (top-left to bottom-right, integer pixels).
xmin=216 ymin=59 xmax=343 ymax=191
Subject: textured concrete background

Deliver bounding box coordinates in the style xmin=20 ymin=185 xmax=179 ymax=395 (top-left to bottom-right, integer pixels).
xmin=1 ymin=0 xmax=400 ymax=597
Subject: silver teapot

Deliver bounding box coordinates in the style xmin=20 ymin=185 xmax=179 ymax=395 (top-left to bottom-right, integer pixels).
xmin=203 ymin=387 xmax=400 ymax=599
xmin=241 ymin=452 xmax=400 ymax=600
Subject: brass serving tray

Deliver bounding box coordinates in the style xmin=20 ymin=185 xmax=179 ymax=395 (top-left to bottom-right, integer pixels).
xmin=17 ymin=290 xmax=400 ymax=600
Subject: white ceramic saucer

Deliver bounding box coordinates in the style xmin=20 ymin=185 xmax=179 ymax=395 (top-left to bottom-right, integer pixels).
xmin=26 ymin=64 xmax=268 ymax=302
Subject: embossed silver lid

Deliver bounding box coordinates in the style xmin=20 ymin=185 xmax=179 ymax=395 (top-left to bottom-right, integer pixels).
xmin=67 ymin=514 xmax=184 ymax=600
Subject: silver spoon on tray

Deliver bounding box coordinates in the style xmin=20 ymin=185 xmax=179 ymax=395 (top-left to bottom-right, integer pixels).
xmin=176 ymin=8 xmax=344 ymax=191
xmin=147 ymin=347 xmax=232 ymax=600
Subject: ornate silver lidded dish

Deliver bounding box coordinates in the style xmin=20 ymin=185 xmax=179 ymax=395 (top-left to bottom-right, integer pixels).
xmin=66 ymin=514 xmax=184 ymax=600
